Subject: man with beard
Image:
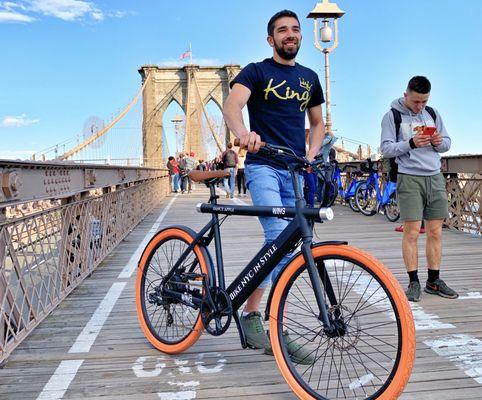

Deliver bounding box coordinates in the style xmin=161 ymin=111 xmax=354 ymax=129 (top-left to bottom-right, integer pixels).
xmin=223 ymin=10 xmax=325 ymax=364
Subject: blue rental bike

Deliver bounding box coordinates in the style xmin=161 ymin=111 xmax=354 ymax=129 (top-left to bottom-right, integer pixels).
xmin=354 ymin=158 xmax=400 ymax=222
xmin=334 ymin=163 xmax=365 ymax=212
xmin=314 ymin=137 xmax=363 ymax=211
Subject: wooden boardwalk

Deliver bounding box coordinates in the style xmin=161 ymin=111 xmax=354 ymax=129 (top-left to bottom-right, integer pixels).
xmin=1 ymin=186 xmax=481 ymax=400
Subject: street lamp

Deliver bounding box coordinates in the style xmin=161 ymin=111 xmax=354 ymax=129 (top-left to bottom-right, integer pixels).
xmin=307 ymin=0 xmax=345 ymax=136
xmin=171 ymin=114 xmax=183 ymax=155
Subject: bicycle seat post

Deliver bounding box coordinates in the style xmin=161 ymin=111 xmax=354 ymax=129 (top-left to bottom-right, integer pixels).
xmin=208 ymin=181 xmax=219 ymax=204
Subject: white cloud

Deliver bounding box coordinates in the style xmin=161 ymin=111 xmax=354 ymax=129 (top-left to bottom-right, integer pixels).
xmin=0 ymin=0 xmax=132 ymax=23
xmin=0 ymin=114 xmax=40 ymax=128
xmin=106 ymin=10 xmax=136 ymax=19
xmin=28 ymin=0 xmax=103 ymax=21
xmin=0 ymin=10 xmax=35 ymax=22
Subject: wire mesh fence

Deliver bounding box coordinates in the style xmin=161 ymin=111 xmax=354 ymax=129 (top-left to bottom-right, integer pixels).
xmin=0 ymin=175 xmax=170 ymax=363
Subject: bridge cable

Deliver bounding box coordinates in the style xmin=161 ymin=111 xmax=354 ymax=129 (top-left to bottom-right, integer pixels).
xmin=59 ymin=74 xmax=150 ymax=160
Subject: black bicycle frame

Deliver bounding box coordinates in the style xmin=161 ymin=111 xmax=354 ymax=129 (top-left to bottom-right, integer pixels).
xmin=161 ymin=168 xmax=336 ymax=332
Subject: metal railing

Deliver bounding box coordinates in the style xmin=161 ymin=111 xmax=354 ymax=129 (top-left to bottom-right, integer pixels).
xmin=0 ymin=173 xmax=170 ymax=363
xmin=337 ymin=155 xmax=482 ymax=236
xmin=446 ymin=176 xmax=481 ymax=235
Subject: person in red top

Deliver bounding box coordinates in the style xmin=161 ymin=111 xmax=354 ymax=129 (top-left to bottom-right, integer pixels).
xmin=166 ymin=156 xmax=180 ymax=192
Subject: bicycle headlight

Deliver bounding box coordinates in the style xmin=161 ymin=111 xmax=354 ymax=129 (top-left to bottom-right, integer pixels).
xmin=319 ymin=207 xmax=334 ymax=221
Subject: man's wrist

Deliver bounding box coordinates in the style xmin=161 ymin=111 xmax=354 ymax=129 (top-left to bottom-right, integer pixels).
xmin=409 ymin=138 xmax=417 ymax=149
xmin=237 ymin=130 xmax=251 ymax=138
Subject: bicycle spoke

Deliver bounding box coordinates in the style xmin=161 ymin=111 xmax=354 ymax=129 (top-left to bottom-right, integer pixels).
xmin=140 ymin=235 xmax=203 ymax=345
xmin=277 ymin=255 xmax=404 ymax=400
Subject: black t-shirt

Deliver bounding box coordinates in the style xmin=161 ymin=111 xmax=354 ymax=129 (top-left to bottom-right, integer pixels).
xmin=231 ymin=58 xmax=324 ymax=168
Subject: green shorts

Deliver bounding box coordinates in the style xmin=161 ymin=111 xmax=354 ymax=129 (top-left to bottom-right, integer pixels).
xmin=397 ymin=173 xmax=449 ymax=222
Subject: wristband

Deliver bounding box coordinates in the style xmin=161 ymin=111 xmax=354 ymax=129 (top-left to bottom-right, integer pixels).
xmin=409 ymin=138 xmax=417 ymax=149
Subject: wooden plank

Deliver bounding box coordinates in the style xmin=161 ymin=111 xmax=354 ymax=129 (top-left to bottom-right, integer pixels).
xmin=0 ymin=186 xmax=481 ymax=399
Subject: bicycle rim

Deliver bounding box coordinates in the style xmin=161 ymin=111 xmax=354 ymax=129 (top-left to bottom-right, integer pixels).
xmin=135 ymin=227 xmax=208 ymax=354
xmin=347 ymin=196 xmax=359 ymax=213
xmin=384 ymin=200 xmax=400 ymax=222
xmin=356 ymin=183 xmax=377 ymax=216
xmin=269 ymin=245 xmax=415 ymax=400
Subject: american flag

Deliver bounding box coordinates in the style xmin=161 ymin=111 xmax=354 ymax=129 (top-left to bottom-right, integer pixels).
xmin=179 ymin=49 xmax=191 ymax=60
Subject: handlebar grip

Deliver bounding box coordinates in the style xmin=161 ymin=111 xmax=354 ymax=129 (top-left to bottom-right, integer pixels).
xmin=233 ymin=138 xmax=266 ymax=149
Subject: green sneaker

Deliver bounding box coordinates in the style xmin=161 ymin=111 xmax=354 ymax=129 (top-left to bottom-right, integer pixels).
xmin=425 ymin=279 xmax=459 ymax=299
xmin=239 ymin=311 xmax=270 ymax=350
xmin=265 ymin=330 xmax=315 ymax=365
xmin=405 ymin=281 xmax=421 ymax=302
xmin=282 ymin=331 xmax=315 ymax=365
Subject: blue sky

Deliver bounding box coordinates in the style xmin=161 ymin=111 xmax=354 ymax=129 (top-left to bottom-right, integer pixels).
xmin=1 ymin=0 xmax=481 ymax=159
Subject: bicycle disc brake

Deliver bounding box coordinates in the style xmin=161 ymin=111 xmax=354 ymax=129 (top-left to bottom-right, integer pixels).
xmin=200 ymin=287 xmax=232 ymax=336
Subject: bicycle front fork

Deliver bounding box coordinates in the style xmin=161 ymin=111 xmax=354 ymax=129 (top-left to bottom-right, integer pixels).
xmin=301 ymin=241 xmax=341 ymax=336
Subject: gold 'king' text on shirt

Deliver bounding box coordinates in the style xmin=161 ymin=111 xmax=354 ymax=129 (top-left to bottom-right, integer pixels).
xmin=263 ymin=77 xmax=313 ymax=112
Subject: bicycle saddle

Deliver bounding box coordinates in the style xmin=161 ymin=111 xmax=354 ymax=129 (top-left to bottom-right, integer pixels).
xmin=188 ymin=170 xmax=230 ymax=183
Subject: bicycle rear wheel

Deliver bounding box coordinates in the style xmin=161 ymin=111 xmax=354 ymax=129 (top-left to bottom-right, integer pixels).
xmin=269 ymin=244 xmax=415 ymax=400
xmin=384 ymin=198 xmax=400 ymax=222
xmin=136 ymin=227 xmax=209 ymax=354
xmin=355 ymin=182 xmax=377 ymax=216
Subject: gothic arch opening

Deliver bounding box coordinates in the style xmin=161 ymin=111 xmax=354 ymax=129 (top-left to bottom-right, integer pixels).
xmin=202 ymin=99 xmax=225 ymax=161
xmin=162 ymin=99 xmax=185 ymax=158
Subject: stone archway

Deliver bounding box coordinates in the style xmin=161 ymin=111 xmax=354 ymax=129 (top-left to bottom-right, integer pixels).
xmin=138 ymin=64 xmax=241 ymax=167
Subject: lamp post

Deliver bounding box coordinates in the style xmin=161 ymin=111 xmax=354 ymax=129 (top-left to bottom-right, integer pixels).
xmin=307 ymin=0 xmax=345 ymax=136
xmin=171 ymin=114 xmax=183 ymax=155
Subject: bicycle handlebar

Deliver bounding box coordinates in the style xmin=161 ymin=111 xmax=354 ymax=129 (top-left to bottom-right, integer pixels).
xmin=233 ymin=138 xmax=324 ymax=170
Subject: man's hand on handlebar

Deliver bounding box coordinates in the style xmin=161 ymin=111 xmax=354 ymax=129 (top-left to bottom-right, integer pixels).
xmin=238 ymin=131 xmax=262 ymax=153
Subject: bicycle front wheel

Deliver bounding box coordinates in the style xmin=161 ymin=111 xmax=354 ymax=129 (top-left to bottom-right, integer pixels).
xmin=269 ymin=245 xmax=415 ymax=400
xmin=135 ymin=227 xmax=209 ymax=354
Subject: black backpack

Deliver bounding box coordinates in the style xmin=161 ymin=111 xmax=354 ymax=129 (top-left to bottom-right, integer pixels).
xmin=386 ymin=106 xmax=437 ymax=182
xmin=223 ymin=150 xmax=237 ymax=167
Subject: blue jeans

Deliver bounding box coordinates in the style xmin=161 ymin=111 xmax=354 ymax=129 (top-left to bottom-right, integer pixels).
xmin=171 ymin=173 xmax=180 ymax=192
xmin=245 ymin=164 xmax=302 ymax=289
xmin=223 ymin=167 xmax=235 ymax=198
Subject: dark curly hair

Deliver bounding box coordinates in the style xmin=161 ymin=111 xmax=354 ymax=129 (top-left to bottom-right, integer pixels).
xmin=267 ymin=10 xmax=300 ymax=36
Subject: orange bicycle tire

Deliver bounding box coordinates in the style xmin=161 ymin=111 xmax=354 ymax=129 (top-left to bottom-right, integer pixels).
xmin=269 ymin=244 xmax=415 ymax=400
xmin=135 ymin=227 xmax=209 ymax=354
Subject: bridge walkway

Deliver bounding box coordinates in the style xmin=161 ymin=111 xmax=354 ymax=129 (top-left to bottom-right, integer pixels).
xmin=1 ymin=186 xmax=481 ymax=399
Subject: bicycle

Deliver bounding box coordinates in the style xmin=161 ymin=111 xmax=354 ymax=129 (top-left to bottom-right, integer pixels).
xmin=355 ymin=159 xmax=400 ymax=222
xmin=334 ymin=163 xmax=365 ymax=213
xmin=135 ymin=142 xmax=415 ymax=400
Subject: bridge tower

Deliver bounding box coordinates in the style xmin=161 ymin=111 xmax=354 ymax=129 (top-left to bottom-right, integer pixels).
xmin=139 ymin=64 xmax=241 ymax=167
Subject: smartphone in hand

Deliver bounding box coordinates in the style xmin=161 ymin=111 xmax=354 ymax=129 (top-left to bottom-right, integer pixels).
xmin=423 ymin=126 xmax=436 ymax=136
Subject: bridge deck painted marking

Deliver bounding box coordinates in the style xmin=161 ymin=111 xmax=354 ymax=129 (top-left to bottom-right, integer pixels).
xmin=0 ymin=187 xmax=481 ymax=399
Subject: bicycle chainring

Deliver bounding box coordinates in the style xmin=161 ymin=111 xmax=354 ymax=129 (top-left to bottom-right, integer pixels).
xmin=200 ymin=287 xmax=232 ymax=336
